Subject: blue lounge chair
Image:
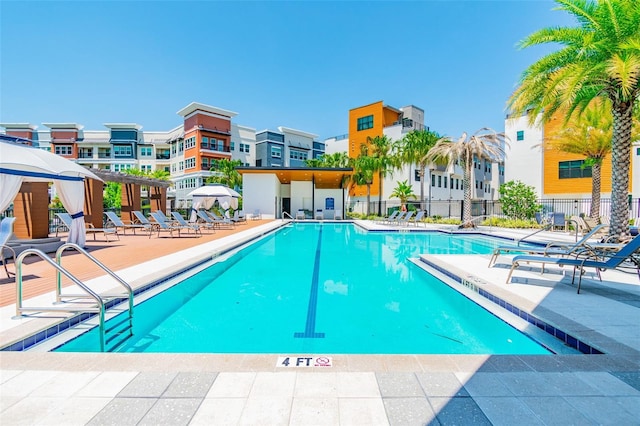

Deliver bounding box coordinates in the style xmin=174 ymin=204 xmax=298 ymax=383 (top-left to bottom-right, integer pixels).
xmin=488 ymin=224 xmax=608 ymax=267
xmin=409 ymin=210 xmax=425 ymax=226
xmin=506 ymin=234 xmax=640 ymax=293
xmin=381 ymin=210 xmax=399 ymax=225
xmin=397 ymin=210 xmax=415 ymax=227
xmin=149 ymin=211 xmax=199 ymax=238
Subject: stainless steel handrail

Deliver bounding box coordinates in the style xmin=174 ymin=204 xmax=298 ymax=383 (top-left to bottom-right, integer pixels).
xmin=55 ymin=243 xmax=134 ymax=337
xmin=15 ymin=248 xmax=107 ymax=351
xmin=282 ymin=211 xmax=294 ymax=221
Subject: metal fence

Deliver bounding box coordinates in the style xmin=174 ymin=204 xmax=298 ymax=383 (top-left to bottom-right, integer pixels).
xmin=349 ymin=198 xmax=640 ymax=220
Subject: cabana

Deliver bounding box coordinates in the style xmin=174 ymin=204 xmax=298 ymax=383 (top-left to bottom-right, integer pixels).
xmin=0 ymin=141 xmax=102 ymax=247
xmin=187 ymin=184 xmax=240 ymax=221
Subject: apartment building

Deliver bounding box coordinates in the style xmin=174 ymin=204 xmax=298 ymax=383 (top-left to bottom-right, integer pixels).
xmin=504 ymin=111 xmax=638 ymax=200
xmin=254 ymin=126 xmax=325 ymax=168
xmin=341 ymin=101 xmax=502 ymax=214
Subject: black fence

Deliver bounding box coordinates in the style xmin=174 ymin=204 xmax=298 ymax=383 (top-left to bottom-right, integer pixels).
xmin=349 ymin=198 xmax=640 ymax=220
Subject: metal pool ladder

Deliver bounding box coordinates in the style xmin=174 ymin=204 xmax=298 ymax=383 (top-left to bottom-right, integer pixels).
xmin=14 ymin=243 xmax=134 ymax=352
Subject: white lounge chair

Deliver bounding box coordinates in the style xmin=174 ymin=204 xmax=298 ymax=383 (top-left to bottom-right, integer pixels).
xmin=296 ymin=209 xmax=306 ymax=220
xmin=315 ymin=209 xmax=323 ymax=220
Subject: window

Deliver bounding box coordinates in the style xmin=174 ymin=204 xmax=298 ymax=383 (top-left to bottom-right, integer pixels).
xmin=475 ymin=180 xmax=479 ymax=189
xmin=171 ymin=164 xmax=176 ymax=172
xmin=444 ymin=176 xmax=447 ymax=188
xmin=111 ymin=130 xmax=137 ymax=141
xmin=185 ymin=137 xmax=196 ymax=149
xmin=516 ymin=130 xmax=524 ymax=141
xmin=637 ymin=147 xmax=640 ymax=155
xmin=141 ymin=164 xmax=151 ymax=172
xmin=201 ymin=137 xmax=209 ymax=149
xmin=240 ymin=143 xmax=250 ymax=153
xmin=357 ymin=115 xmax=374 ymax=131
xmin=256 ymin=159 xmax=262 ymax=167
xmin=414 ymin=169 xmax=420 ymax=181
xmin=185 ymin=157 xmax=196 ymax=169
xmin=113 ymin=145 xmax=132 ymax=157
xmin=201 ymin=157 xmax=209 ymax=169
xmin=559 ymin=160 xmax=592 ymax=178
xmin=271 ymin=146 xmax=282 ymax=158
xmin=171 ymin=143 xmax=177 ymax=155
xmin=179 ymin=161 xmax=184 ymax=171
xmin=140 ymin=147 xmax=152 ymax=157
xmin=216 ymin=139 xmax=225 ymax=151
xmin=431 ymin=174 xmax=435 ymax=187
xmin=113 ymin=164 xmax=132 ymax=172
xmin=178 ymin=142 xmax=184 ymax=153
xmin=230 ymin=141 xmax=235 ymax=151
xmin=289 ymin=149 xmax=307 ymax=161
xmin=184 ymin=178 xmax=197 ymax=189
xmin=437 ymin=175 xmax=442 ymax=187
xmin=54 ymin=145 xmax=72 ymax=155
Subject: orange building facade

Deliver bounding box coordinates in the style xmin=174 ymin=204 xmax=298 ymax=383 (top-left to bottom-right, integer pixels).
xmin=348 ymin=101 xmax=401 ymax=197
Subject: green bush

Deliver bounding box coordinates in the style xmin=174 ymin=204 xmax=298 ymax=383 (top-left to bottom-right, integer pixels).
xmin=499 ymin=180 xmax=541 ymax=220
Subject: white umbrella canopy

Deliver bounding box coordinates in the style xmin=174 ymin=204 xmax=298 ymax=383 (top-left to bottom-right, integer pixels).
xmin=0 ymin=141 xmax=101 ymax=182
xmin=187 ymin=184 xmax=241 ymax=220
xmin=0 ymin=141 xmax=102 ymax=247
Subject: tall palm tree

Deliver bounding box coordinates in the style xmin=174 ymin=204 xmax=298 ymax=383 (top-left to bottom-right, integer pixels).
xmin=349 ymin=146 xmax=376 ymax=216
xmin=508 ymin=0 xmax=640 ymax=240
xmin=368 ymin=135 xmax=397 ymax=216
xmin=426 ymin=128 xmax=507 ymax=228
xmin=399 ymin=129 xmax=442 ymax=210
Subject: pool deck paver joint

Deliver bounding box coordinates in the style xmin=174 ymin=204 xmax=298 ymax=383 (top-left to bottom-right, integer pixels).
xmin=1 ymin=220 xmax=639 ymax=425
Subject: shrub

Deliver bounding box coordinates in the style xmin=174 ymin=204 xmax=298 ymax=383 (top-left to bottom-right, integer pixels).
xmin=481 ymin=217 xmax=540 ymax=228
xmin=498 ymin=180 xmax=541 ymax=220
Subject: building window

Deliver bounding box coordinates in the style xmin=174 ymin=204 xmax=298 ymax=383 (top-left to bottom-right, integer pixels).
xmin=141 ymin=164 xmax=151 ymax=172
xmin=179 ymin=142 xmax=184 ymax=152
xmin=113 ymin=145 xmax=132 ymax=157
xmin=256 ymin=159 xmax=262 ymax=167
xmin=171 ymin=143 xmax=177 ymax=155
xmin=559 ymin=160 xmax=592 ymax=178
xmin=185 ymin=157 xmax=196 ymax=169
xmin=444 ymin=176 xmax=447 ymax=188
xmin=516 ymin=130 xmax=524 ymax=141
xmin=54 ymin=145 xmax=72 ymax=155
xmin=201 ymin=137 xmax=209 ymax=149
xmin=637 ymin=147 xmax=640 ymax=155
xmin=113 ymin=164 xmax=132 ymax=172
xmin=230 ymin=141 xmax=235 ymax=151
xmin=240 ymin=143 xmax=250 ymax=153
xmin=111 ymin=130 xmax=137 ymax=141
xmin=289 ymin=149 xmax=307 ymax=161
xmin=414 ymin=169 xmax=420 ymax=181
xmin=171 ymin=164 xmax=176 ymax=172
xmin=431 ymin=174 xmax=435 ymax=187
xmin=179 ymin=161 xmax=184 ymax=171
xmin=185 ymin=137 xmax=196 ymax=149
xmin=201 ymin=157 xmax=209 ymax=169
xmin=437 ymin=175 xmax=442 ymax=187
xmin=140 ymin=147 xmax=152 ymax=157
xmin=357 ymin=115 xmax=374 ymax=131
xmin=271 ymin=146 xmax=282 ymax=158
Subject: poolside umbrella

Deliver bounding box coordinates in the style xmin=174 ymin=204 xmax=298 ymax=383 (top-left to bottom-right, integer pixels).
xmin=0 ymin=141 xmax=102 ymax=247
xmin=187 ymin=184 xmax=241 ymax=220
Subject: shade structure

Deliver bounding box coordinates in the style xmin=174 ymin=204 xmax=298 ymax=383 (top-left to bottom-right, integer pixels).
xmin=187 ymin=184 xmax=241 ymax=220
xmin=0 ymin=141 xmax=103 ymax=246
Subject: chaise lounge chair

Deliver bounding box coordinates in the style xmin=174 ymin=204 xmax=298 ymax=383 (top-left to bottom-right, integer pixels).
xmin=409 ymin=210 xmax=425 ymax=226
xmin=171 ymin=211 xmax=203 ymax=235
xmin=506 ymin=234 xmax=640 ymax=293
xmin=296 ymin=209 xmax=306 ymax=220
xmin=105 ymin=211 xmax=152 ymax=235
xmin=488 ymin=224 xmax=609 ymax=267
xmin=0 ymin=217 xmax=17 ymax=278
xmin=149 ymin=211 xmax=200 ymax=238
xmin=55 ymin=212 xmax=119 ymax=242
xmin=396 ymin=210 xmax=415 ymax=227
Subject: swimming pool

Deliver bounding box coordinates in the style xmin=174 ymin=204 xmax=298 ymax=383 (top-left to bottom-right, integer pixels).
xmin=56 ymin=223 xmax=550 ymax=354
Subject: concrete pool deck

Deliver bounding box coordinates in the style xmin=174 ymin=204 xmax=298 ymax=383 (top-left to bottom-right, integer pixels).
xmin=1 ymin=220 xmax=639 ymax=425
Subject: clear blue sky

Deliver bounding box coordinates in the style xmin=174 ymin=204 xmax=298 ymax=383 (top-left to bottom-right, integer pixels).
xmin=1 ymin=0 xmax=572 ymax=141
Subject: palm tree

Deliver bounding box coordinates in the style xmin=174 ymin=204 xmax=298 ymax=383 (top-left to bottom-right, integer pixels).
xmin=323 ymin=152 xmax=350 ymax=168
xmin=426 ymin=129 xmax=507 ymax=228
xmin=368 ymin=135 xmax=397 ymax=216
xmin=399 ymin=129 xmax=442 ymax=210
xmin=349 ymin=146 xmax=376 ymax=216
xmin=304 ymin=157 xmax=324 ymax=167
xmin=508 ymin=0 xmax=640 ymax=240
xmin=390 ymin=180 xmax=417 ymax=211
xmin=208 ymin=158 xmax=242 ymax=190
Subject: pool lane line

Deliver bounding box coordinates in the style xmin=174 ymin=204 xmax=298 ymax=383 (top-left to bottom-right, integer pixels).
xmin=294 ymin=226 xmax=325 ymax=338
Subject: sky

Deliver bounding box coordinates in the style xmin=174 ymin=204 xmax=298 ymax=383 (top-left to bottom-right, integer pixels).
xmin=0 ymin=0 xmax=574 ymax=141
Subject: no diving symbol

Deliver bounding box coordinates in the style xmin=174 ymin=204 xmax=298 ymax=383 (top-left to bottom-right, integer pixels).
xmin=314 ymin=357 xmax=331 ymax=367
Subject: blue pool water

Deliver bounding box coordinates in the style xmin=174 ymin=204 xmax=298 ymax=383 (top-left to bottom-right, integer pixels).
xmin=57 ymin=223 xmax=550 ymax=354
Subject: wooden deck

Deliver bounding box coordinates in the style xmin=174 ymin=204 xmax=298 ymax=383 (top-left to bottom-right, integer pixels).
xmin=0 ymin=219 xmax=273 ymax=307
